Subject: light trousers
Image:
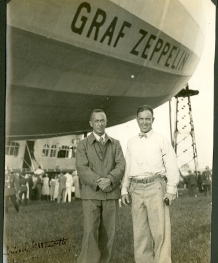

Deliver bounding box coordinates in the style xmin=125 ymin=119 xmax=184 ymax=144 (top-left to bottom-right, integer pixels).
xmin=64 ymin=186 xmax=72 ymax=202
xmin=77 ymin=199 xmax=119 ymax=263
xmin=130 ymin=179 xmax=171 ymax=263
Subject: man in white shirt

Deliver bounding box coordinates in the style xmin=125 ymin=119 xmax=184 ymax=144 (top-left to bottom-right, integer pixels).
xmin=34 ymin=166 xmax=44 ymax=176
xmin=121 ymin=105 xmax=179 ymax=263
xmin=64 ymin=171 xmax=73 ymax=203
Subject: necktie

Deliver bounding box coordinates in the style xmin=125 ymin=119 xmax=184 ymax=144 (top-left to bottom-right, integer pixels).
xmin=139 ymin=132 xmax=147 ymax=138
xmin=99 ymin=137 xmax=104 ymax=145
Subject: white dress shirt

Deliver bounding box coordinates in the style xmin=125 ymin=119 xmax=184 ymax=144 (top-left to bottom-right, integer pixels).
xmin=121 ymin=129 xmax=179 ymax=195
xmin=65 ymin=173 xmax=73 ymax=187
xmin=34 ymin=168 xmax=44 ymax=175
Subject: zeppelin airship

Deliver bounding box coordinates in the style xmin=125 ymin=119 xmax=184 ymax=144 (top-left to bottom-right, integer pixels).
xmin=6 ymin=0 xmax=205 ymax=140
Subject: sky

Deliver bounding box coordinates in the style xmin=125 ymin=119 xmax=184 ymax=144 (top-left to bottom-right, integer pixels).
xmin=106 ymin=0 xmax=215 ymax=170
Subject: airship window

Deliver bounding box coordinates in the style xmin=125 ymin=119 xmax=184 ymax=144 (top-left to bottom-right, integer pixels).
xmin=5 ymin=141 xmax=20 ymax=156
xmin=50 ymin=145 xmax=57 ymax=158
xmin=57 ymin=146 xmax=70 ymax=158
xmin=42 ymin=144 xmax=49 ymax=157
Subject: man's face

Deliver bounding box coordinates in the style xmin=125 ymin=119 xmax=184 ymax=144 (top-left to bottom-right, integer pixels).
xmin=206 ymin=166 xmax=209 ymax=170
xmin=89 ymin=112 xmax=107 ymax=136
xmin=137 ymin=110 xmax=154 ymax=133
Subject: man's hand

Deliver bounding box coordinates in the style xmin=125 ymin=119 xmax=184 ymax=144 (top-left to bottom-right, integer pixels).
xmin=103 ymin=186 xmax=113 ymax=193
xmin=121 ymin=194 xmax=131 ymax=206
xmin=97 ymin=178 xmax=111 ymax=190
xmin=163 ymin=193 xmax=176 ymax=206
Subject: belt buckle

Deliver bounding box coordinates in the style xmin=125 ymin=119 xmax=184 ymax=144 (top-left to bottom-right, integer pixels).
xmin=145 ymin=177 xmax=154 ymax=184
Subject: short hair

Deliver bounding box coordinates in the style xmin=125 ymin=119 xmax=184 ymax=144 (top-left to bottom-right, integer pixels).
xmin=90 ymin=109 xmax=107 ymax=120
xmin=137 ymin=105 xmax=154 ymax=116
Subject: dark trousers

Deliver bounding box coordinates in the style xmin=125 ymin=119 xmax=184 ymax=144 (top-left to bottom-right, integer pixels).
xmin=19 ymin=191 xmax=28 ymax=205
xmin=198 ymin=183 xmax=204 ymax=193
xmin=188 ymin=184 xmax=196 ymax=196
xmin=36 ymin=184 xmax=42 ymax=200
xmin=78 ymin=199 xmax=119 ymax=263
xmin=57 ymin=186 xmax=66 ymax=203
xmin=203 ymin=184 xmax=211 ymax=196
xmin=5 ymin=195 xmax=19 ymax=213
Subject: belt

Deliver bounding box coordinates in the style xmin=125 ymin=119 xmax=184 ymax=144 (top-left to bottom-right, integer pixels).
xmin=130 ymin=174 xmax=162 ymax=184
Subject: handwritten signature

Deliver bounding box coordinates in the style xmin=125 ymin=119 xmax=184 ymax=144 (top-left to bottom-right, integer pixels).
xmin=6 ymin=237 xmax=70 ymax=255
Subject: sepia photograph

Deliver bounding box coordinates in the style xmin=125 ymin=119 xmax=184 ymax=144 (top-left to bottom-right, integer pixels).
xmin=4 ymin=0 xmax=215 ymax=262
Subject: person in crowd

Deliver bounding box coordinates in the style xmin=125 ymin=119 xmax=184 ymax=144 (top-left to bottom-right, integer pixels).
xmin=187 ymin=170 xmax=197 ymax=197
xmin=32 ymin=174 xmax=43 ymax=201
xmin=64 ymin=171 xmax=73 ymax=203
xmin=49 ymin=174 xmax=56 ymax=201
xmin=76 ymin=109 xmax=125 ymax=263
xmin=72 ymin=170 xmax=81 ymax=200
xmin=53 ymin=174 xmax=60 ymax=201
xmin=202 ymin=166 xmax=212 ymax=196
xmin=18 ymin=173 xmax=28 ymax=205
xmin=197 ymin=171 xmax=204 ymax=194
xmin=27 ymin=173 xmax=33 ymax=200
xmin=121 ymin=105 xmax=179 ymax=263
xmin=183 ymin=174 xmax=189 ymax=189
xmin=4 ymin=170 xmax=20 ymax=213
xmin=36 ymin=174 xmax=43 ymax=201
xmin=178 ymin=172 xmax=187 ymax=191
xmin=34 ymin=166 xmax=44 ymax=176
xmin=71 ymin=181 xmax=76 ymax=200
xmin=34 ymin=166 xmax=44 ymax=200
xmin=30 ymin=173 xmax=38 ymax=200
xmin=57 ymin=172 xmax=66 ymax=203
xmin=25 ymin=173 xmax=31 ymax=200
xmin=41 ymin=173 xmax=50 ymax=201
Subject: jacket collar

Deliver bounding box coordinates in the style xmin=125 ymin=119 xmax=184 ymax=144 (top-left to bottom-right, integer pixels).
xmin=88 ymin=132 xmax=113 ymax=145
xmin=93 ymin=132 xmax=106 ymax=142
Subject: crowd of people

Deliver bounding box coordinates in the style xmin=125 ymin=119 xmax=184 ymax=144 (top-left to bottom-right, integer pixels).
xmin=181 ymin=166 xmax=212 ymax=197
xmin=4 ymin=167 xmax=81 ymax=213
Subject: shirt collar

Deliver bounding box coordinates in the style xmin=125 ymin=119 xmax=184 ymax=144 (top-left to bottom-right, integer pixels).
xmin=139 ymin=129 xmax=153 ymax=138
xmin=88 ymin=132 xmax=113 ymax=145
xmin=93 ymin=132 xmax=106 ymax=142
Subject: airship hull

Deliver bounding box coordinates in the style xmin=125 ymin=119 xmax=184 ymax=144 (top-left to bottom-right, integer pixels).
xmin=6 ymin=0 xmax=205 ymax=139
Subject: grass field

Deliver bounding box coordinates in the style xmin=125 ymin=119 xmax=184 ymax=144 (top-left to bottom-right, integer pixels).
xmin=4 ymin=190 xmax=211 ymax=263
